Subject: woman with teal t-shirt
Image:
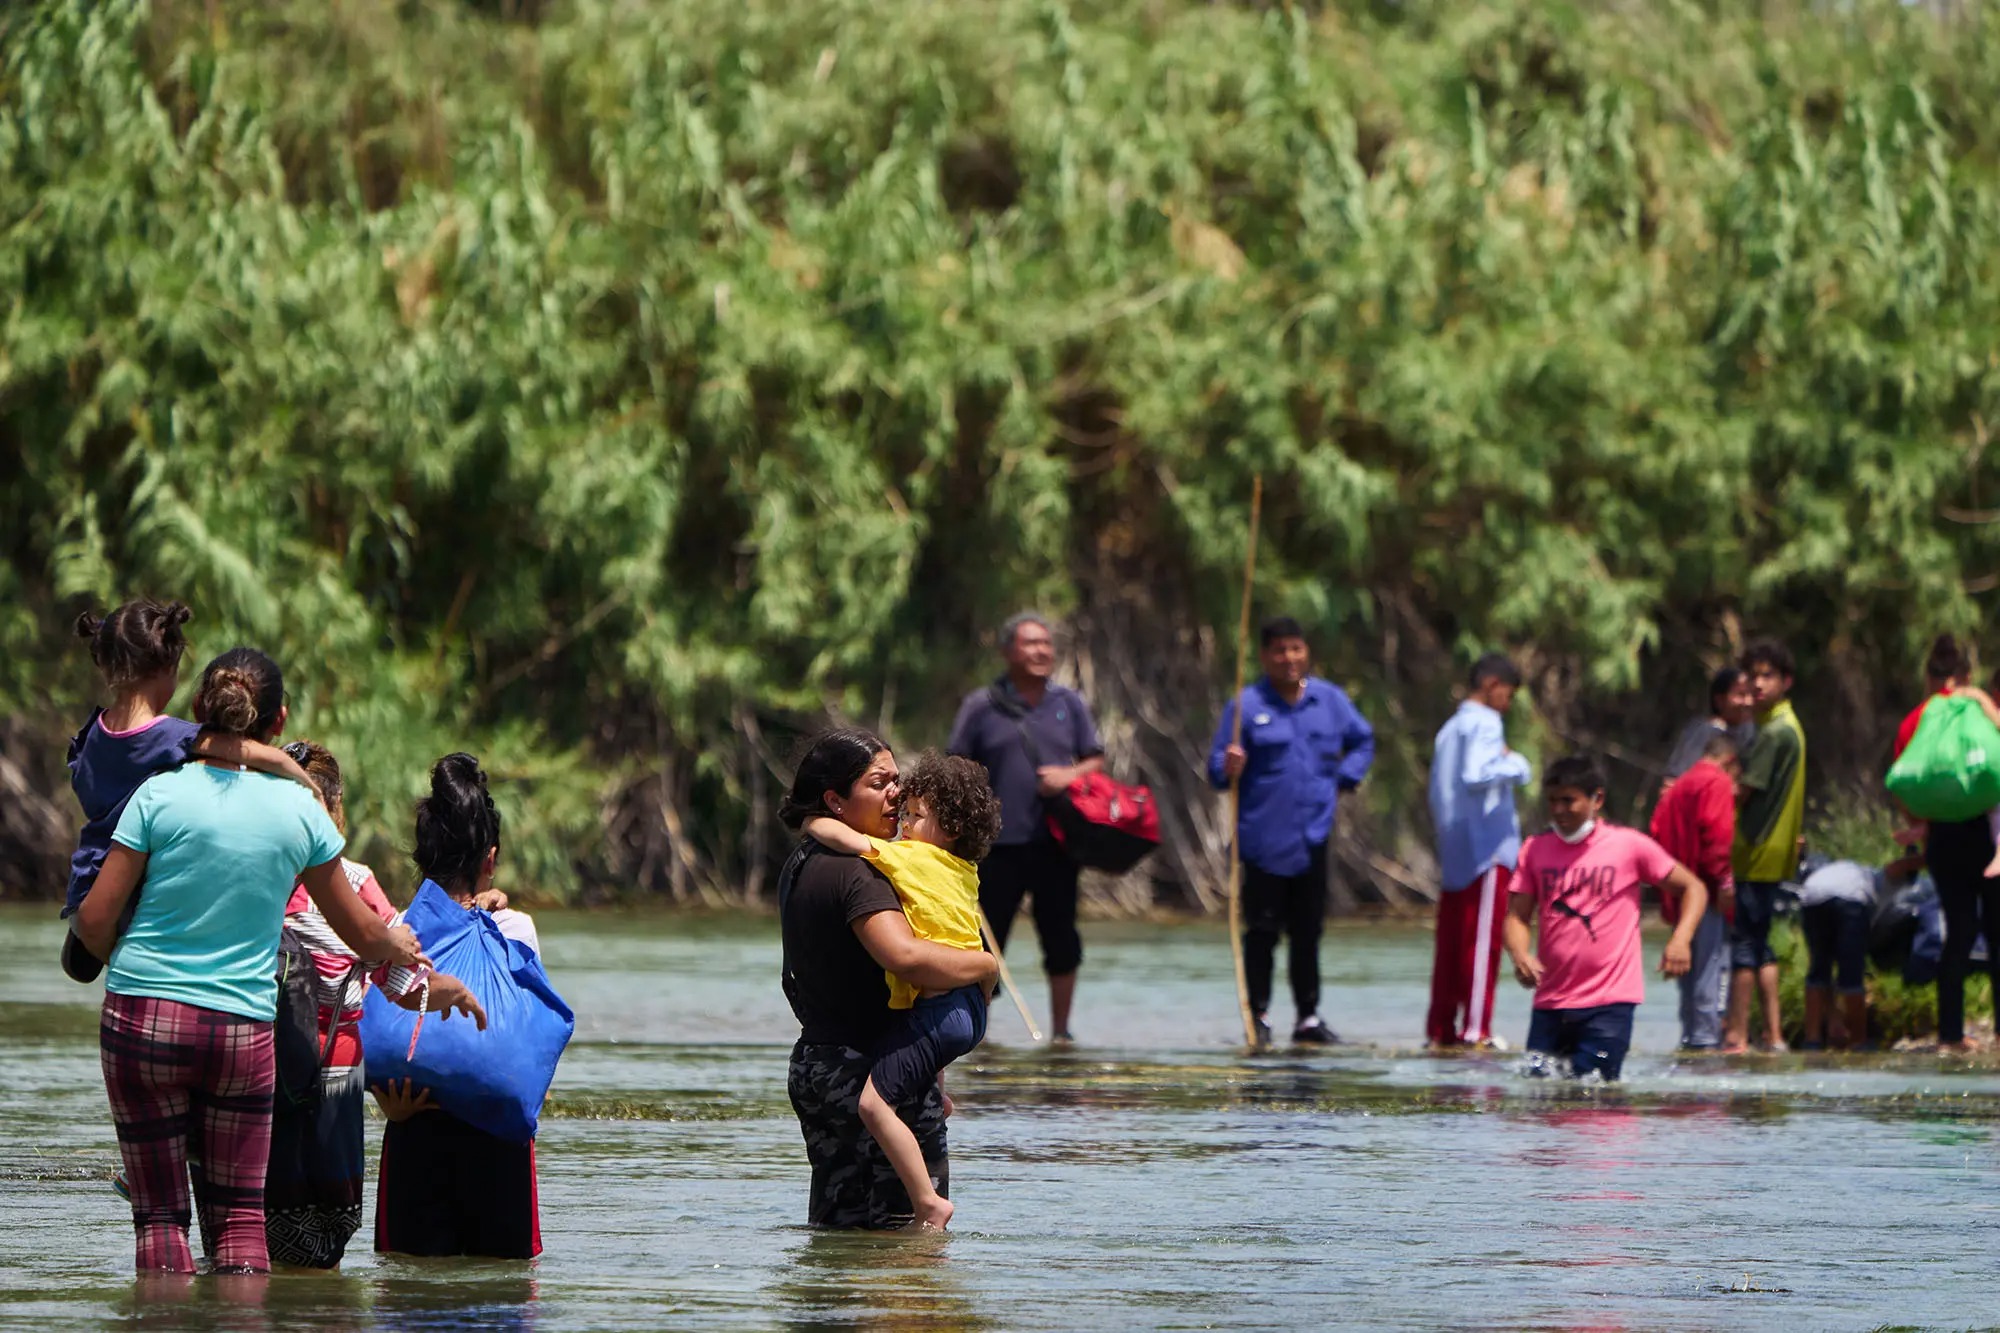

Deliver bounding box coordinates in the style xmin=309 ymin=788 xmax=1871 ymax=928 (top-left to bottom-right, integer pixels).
xmin=77 ymin=647 xmax=480 ymax=1275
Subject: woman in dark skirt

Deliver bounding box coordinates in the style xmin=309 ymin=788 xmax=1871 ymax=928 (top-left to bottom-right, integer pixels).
xmin=373 ymin=752 xmax=548 ymax=1259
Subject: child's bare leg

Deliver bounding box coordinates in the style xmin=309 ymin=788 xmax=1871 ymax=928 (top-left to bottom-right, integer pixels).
xmin=858 ymin=1077 xmax=952 ymax=1230
xmin=1720 ymin=970 xmax=1754 ymax=1052
xmin=1985 ymin=809 xmax=2000 ymax=878
xmin=1758 ymin=963 xmax=1786 ymax=1051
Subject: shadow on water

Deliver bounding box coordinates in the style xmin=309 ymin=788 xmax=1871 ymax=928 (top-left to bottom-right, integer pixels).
xmin=767 ymin=1229 xmax=988 ymax=1333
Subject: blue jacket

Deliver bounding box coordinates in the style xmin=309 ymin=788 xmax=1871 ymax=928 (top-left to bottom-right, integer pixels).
xmin=1428 ymin=700 xmax=1533 ymax=891
xmin=1207 ymin=677 xmax=1374 ymax=876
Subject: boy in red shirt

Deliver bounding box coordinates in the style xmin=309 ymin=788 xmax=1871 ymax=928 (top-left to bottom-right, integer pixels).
xmin=1505 ymin=755 xmax=1710 ymax=1080
xmin=1648 ymin=733 xmax=1739 ymax=1050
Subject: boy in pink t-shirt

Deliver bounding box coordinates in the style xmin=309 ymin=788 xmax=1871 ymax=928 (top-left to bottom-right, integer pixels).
xmin=1503 ymin=755 xmax=1710 ymax=1080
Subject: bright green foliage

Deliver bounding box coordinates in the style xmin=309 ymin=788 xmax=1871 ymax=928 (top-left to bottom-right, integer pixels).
xmin=4 ymin=0 xmax=1999 ymax=902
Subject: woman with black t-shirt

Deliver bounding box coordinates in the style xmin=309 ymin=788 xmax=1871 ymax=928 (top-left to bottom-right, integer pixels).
xmin=778 ymin=728 xmax=999 ymax=1228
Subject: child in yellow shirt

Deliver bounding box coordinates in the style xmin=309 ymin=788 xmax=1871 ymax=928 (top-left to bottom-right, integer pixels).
xmin=805 ymin=751 xmax=1001 ymax=1230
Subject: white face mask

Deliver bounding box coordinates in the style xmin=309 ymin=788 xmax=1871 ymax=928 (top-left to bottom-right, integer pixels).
xmin=1551 ymin=819 xmax=1597 ymax=845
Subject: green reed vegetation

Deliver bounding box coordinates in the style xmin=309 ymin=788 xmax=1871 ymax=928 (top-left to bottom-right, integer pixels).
xmin=4 ymin=0 xmax=2000 ymax=905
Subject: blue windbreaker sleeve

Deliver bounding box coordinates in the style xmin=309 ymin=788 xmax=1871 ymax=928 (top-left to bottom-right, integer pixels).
xmin=1207 ymin=695 xmax=1240 ymax=791
xmin=1335 ymin=690 xmax=1375 ymax=790
xmin=1460 ymin=711 xmax=1531 ymax=790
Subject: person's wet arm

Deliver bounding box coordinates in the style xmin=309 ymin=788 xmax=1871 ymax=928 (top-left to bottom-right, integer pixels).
xmin=191 ymin=734 xmax=315 ymax=790
xmin=853 ymin=910 xmax=998 ymax=991
xmin=803 ymin=816 xmax=872 ymax=856
xmin=1503 ymin=891 xmax=1542 ymax=988
xmin=76 ymin=845 xmax=146 ymax=961
xmin=1659 ymin=864 xmax=1708 ymax=977
xmin=301 ymin=858 xmax=427 ymax=971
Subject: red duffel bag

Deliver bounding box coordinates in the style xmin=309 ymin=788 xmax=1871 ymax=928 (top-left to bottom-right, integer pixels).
xmin=1046 ymin=772 xmax=1160 ymax=874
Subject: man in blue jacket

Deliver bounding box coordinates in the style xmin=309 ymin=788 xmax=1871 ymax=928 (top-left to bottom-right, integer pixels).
xmin=1425 ymin=653 xmax=1534 ymax=1048
xmin=1210 ymin=618 xmax=1375 ymax=1046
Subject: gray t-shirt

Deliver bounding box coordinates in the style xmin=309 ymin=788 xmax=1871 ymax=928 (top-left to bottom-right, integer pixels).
xmin=947 ymin=680 xmax=1103 ymax=846
xmin=1798 ymin=860 xmax=1883 ymax=908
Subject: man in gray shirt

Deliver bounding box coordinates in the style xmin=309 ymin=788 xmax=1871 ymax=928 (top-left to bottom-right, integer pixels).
xmin=948 ymin=613 xmax=1104 ymax=1042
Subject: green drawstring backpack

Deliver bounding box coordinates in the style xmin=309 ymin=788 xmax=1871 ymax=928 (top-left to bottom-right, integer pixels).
xmin=1885 ymin=693 xmax=2000 ymax=823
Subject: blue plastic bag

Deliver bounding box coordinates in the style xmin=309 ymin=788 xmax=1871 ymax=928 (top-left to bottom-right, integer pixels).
xmin=361 ymin=881 xmax=574 ymax=1143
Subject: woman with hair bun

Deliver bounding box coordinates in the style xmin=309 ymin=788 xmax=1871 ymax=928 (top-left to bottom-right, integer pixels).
xmin=372 ymin=753 xmax=550 ymax=1260
xmin=77 ymin=648 xmax=455 ymax=1275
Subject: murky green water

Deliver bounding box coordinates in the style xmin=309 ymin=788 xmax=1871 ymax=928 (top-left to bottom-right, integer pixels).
xmin=1 ymin=904 xmax=1995 ymax=1330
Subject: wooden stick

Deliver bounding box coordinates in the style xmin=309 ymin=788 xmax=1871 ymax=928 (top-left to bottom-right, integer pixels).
xmin=978 ymin=906 xmax=1044 ymax=1043
xmin=1226 ymin=475 xmax=1264 ymax=1048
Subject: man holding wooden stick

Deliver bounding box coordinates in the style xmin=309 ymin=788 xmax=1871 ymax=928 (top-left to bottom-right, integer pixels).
xmin=1209 ymin=617 xmax=1375 ymax=1046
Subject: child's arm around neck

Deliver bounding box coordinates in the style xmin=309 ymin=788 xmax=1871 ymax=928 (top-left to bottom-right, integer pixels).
xmin=191 ymin=733 xmax=314 ymax=790
xmin=802 ymin=815 xmax=876 ymax=857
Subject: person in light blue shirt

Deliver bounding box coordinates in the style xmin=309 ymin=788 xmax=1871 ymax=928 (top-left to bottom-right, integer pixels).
xmin=1425 ymin=653 xmax=1533 ymax=1048
xmin=77 ymin=647 xmax=438 ymax=1276
xmin=1209 ymin=617 xmax=1374 ymax=1046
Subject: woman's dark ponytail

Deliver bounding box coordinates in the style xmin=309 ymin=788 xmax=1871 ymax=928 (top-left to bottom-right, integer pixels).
xmin=414 ymin=752 xmax=502 ymax=888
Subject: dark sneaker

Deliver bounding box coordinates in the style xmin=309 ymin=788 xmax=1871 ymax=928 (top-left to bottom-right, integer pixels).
xmin=1292 ymin=1015 xmax=1337 ymax=1045
xmin=1252 ymin=1013 xmax=1272 ymax=1049
xmin=61 ymin=930 xmax=105 ymax=985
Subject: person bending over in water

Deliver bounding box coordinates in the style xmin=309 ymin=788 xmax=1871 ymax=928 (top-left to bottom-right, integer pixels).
xmin=805 ymin=751 xmax=1001 ymax=1230
xmin=1504 ymin=754 xmax=1710 ymax=1082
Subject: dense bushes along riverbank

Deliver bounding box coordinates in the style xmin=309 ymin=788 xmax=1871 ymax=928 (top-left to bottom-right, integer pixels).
xmin=4 ymin=1 xmax=1999 ymax=905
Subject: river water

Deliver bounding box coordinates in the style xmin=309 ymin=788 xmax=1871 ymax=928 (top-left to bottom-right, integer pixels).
xmin=0 ymin=905 xmax=1994 ymax=1330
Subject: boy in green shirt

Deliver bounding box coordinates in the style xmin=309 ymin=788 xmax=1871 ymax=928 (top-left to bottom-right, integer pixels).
xmin=1723 ymin=638 xmax=1807 ymax=1053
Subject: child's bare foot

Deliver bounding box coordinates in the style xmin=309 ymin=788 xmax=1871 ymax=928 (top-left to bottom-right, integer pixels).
xmin=913 ymin=1196 xmax=954 ymax=1231
xmin=1718 ymin=1042 xmax=1750 ymax=1055
xmin=1939 ymin=1038 xmax=1980 ymax=1055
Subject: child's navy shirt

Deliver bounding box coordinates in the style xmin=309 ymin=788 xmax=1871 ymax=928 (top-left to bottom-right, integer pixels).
xmin=64 ymin=710 xmax=202 ymax=916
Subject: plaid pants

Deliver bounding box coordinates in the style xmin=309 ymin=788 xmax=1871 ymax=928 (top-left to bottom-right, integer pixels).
xmin=100 ymin=993 xmax=276 ymax=1273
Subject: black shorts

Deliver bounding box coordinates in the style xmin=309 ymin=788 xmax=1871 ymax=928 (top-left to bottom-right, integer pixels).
xmin=1526 ymin=1003 xmax=1636 ymax=1082
xmin=1802 ymin=898 xmax=1870 ymax=994
xmin=1730 ymin=879 xmax=1782 ymax=970
xmin=870 ymin=986 xmax=988 ymax=1107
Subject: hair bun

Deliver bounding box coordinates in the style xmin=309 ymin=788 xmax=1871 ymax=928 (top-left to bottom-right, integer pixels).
xmin=432 ymin=752 xmax=491 ymax=807
xmin=164 ymin=602 xmax=193 ymax=628
xmin=204 ymin=668 xmax=259 ymax=734
xmin=75 ymin=611 xmax=104 ymax=640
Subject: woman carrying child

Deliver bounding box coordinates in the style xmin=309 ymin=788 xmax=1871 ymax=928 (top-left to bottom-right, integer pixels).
xmin=803 ymin=751 xmax=1002 ymax=1230
xmin=61 ymin=600 xmax=311 ymax=983
xmin=777 ymin=729 xmax=1000 ymax=1230
xmin=77 ymin=647 xmax=461 ymax=1274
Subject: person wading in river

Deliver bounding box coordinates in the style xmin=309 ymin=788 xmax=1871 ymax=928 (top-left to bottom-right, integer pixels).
xmin=78 ymin=648 xmax=434 ymax=1274
xmin=779 ymin=729 xmax=999 ymax=1228
xmin=947 ymin=613 xmax=1103 ymax=1043
xmin=1208 ymin=617 xmax=1375 ymax=1046
xmin=1505 ymin=754 xmax=1710 ymax=1082
xmin=1426 ymin=653 xmax=1534 ymax=1049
